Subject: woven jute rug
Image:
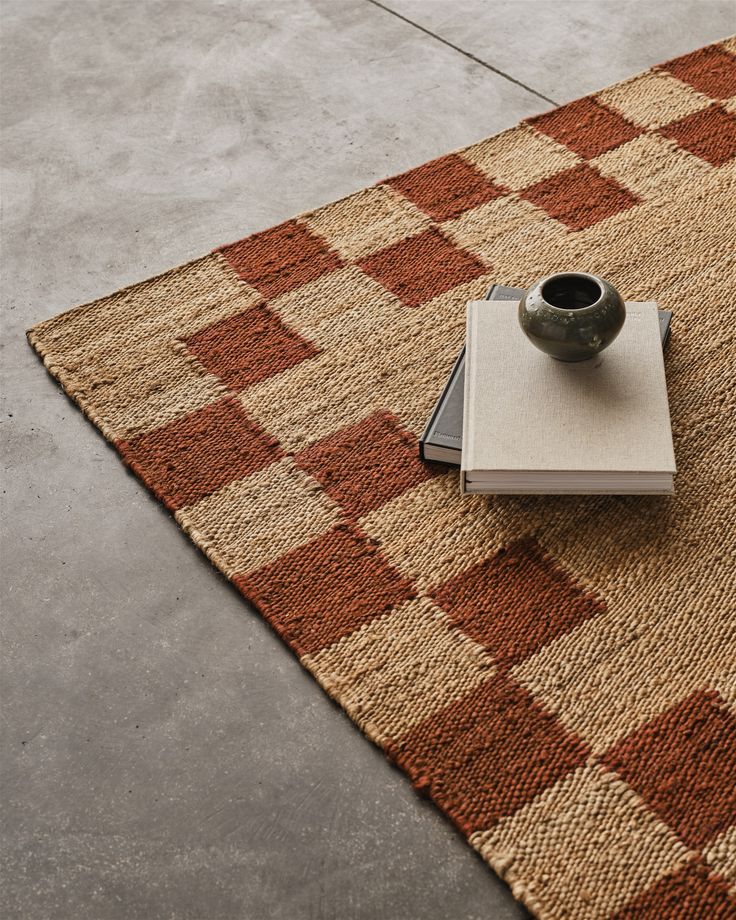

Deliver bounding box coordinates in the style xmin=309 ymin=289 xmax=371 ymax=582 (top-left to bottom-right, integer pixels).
xmin=29 ymin=38 xmax=736 ymax=919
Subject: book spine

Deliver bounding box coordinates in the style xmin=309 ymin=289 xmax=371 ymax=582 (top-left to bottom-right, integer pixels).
xmin=419 ymin=284 xmax=503 ymax=459
xmin=418 ymin=346 xmax=466 ymax=460
xmin=460 ymin=303 xmax=479 ymax=495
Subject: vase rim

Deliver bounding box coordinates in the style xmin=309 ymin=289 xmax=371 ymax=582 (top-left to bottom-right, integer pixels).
xmin=537 ymin=271 xmax=609 ymax=315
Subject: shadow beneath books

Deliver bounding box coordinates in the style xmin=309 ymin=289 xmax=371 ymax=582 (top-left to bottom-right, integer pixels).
xmin=486 ymin=489 xmax=678 ymax=562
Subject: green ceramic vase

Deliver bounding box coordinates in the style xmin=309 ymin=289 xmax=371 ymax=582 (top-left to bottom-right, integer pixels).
xmin=518 ymin=272 xmax=626 ymax=362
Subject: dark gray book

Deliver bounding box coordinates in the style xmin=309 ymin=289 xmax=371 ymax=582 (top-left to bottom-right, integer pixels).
xmin=419 ymin=285 xmax=672 ymax=466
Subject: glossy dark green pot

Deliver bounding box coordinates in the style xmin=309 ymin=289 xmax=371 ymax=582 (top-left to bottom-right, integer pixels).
xmin=518 ymin=272 xmax=626 ymax=362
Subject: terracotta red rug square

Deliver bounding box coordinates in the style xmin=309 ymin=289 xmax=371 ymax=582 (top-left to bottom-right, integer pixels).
xmin=28 ymin=38 xmax=736 ymax=919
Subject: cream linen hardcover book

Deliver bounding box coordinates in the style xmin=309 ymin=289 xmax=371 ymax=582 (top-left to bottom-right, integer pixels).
xmin=461 ymin=301 xmax=676 ymax=495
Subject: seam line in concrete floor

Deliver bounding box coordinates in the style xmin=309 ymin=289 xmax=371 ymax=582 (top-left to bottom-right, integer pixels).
xmin=365 ymin=0 xmax=560 ymax=107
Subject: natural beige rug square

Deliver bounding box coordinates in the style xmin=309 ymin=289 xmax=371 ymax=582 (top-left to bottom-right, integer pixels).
xmin=28 ymin=38 xmax=736 ymax=919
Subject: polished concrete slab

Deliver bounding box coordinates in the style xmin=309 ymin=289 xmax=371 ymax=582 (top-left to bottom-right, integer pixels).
xmin=1 ymin=2 xmax=731 ymax=918
xmin=383 ymin=0 xmax=735 ymax=102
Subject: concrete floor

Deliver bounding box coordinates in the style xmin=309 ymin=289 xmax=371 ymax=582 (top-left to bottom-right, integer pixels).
xmin=1 ymin=2 xmax=733 ymax=918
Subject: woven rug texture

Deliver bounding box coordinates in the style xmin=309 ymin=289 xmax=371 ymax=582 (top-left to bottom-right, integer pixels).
xmin=28 ymin=38 xmax=736 ymax=919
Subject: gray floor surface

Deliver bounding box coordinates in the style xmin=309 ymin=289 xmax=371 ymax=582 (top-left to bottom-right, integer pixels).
xmin=1 ymin=2 xmax=733 ymax=918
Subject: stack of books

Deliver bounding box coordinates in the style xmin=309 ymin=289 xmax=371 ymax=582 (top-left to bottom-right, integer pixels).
xmin=420 ymin=285 xmax=676 ymax=495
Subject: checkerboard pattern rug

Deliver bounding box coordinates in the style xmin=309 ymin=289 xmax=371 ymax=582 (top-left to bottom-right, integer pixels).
xmin=29 ymin=39 xmax=736 ymax=919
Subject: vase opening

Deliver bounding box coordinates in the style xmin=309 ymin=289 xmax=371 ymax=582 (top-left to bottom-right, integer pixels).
xmin=542 ymin=274 xmax=601 ymax=310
